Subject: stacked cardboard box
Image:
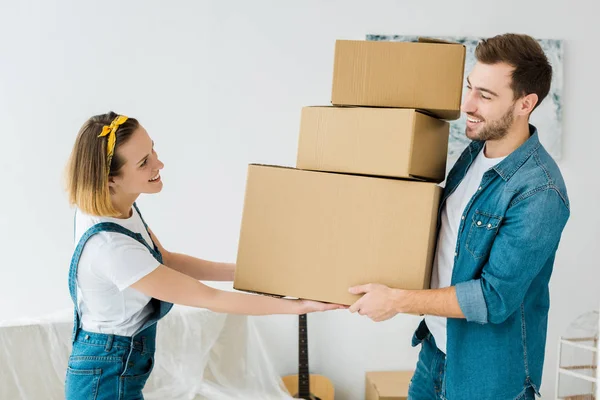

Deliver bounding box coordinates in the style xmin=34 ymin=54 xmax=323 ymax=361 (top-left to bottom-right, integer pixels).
xmin=234 ymin=38 xmax=466 ymax=305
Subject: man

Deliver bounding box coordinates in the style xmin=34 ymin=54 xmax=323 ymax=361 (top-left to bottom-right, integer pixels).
xmin=348 ymin=33 xmax=570 ymax=399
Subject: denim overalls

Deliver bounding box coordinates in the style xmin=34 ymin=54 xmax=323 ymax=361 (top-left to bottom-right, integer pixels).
xmin=65 ymin=204 xmax=173 ymax=400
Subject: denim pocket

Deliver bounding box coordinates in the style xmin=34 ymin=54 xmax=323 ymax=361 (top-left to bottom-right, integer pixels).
xmin=411 ymin=320 xmax=430 ymax=347
xmin=119 ymin=352 xmax=155 ymax=398
xmin=466 ymin=211 xmax=502 ymax=259
xmin=65 ymin=366 xmax=102 ymax=400
xmin=513 ymin=385 xmax=538 ymax=400
xmin=411 ymin=330 xmax=423 ymax=347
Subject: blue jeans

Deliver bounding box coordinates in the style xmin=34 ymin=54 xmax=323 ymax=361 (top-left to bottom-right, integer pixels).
xmin=408 ymin=323 xmax=447 ymax=400
xmin=65 ymin=326 xmax=156 ymax=400
xmin=408 ymin=321 xmax=537 ymax=400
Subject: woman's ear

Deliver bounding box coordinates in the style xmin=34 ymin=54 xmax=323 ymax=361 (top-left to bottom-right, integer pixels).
xmin=108 ymin=175 xmax=118 ymax=190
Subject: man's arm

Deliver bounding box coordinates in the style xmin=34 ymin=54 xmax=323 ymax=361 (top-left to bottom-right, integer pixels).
xmin=348 ymin=284 xmax=464 ymax=322
xmin=395 ymin=286 xmax=464 ymax=318
xmin=350 ymin=186 xmax=569 ymax=323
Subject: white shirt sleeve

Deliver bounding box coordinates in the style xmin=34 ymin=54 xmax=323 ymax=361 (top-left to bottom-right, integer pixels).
xmin=92 ymin=235 xmax=161 ymax=291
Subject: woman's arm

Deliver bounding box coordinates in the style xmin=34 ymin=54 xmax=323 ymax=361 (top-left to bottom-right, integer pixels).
xmin=148 ymin=228 xmax=234 ymax=281
xmin=166 ymin=253 xmax=234 ymax=281
xmin=130 ymin=265 xmax=342 ymax=315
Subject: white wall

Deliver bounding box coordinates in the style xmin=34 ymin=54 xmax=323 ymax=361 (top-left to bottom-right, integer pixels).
xmin=1 ymin=0 xmax=598 ymax=398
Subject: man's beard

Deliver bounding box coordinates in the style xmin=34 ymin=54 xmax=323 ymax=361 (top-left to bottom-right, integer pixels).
xmin=467 ymin=104 xmax=515 ymax=141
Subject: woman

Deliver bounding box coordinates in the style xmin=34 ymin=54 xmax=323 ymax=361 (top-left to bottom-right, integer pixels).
xmin=64 ymin=112 xmax=340 ymax=399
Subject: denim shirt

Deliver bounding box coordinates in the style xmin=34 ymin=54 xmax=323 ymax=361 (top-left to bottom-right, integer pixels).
xmin=437 ymin=125 xmax=570 ymax=399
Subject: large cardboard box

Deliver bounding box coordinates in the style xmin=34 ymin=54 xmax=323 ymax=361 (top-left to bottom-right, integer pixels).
xmin=331 ymin=39 xmax=466 ymax=120
xmin=233 ymin=165 xmax=441 ymax=306
xmin=365 ymin=371 xmax=414 ymax=400
xmin=296 ymin=106 xmax=449 ymax=183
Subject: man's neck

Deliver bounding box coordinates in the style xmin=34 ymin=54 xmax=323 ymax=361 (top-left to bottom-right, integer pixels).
xmin=484 ymin=120 xmax=531 ymax=158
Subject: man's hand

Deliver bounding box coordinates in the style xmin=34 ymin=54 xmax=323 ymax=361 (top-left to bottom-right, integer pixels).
xmin=349 ymin=284 xmax=466 ymax=321
xmin=348 ymin=283 xmax=400 ymax=322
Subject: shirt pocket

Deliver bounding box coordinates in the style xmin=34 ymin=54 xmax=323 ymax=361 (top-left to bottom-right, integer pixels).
xmin=466 ymin=211 xmax=502 ymax=259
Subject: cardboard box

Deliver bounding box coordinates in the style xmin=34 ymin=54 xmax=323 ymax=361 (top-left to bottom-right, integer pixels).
xmin=366 ymin=371 xmax=414 ymax=400
xmin=233 ymin=165 xmax=441 ymax=305
xmin=296 ymin=106 xmax=449 ymax=183
xmin=331 ymin=39 xmax=466 ymax=120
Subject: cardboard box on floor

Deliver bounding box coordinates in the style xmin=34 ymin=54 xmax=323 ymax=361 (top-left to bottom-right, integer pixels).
xmin=366 ymin=371 xmax=414 ymax=400
xmin=331 ymin=38 xmax=466 ymax=121
xmin=297 ymin=106 xmax=450 ymax=183
xmin=233 ymin=165 xmax=441 ymax=306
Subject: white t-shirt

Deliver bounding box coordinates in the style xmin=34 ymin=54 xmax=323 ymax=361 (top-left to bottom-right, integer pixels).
xmin=425 ymin=144 xmax=505 ymax=354
xmin=74 ymin=206 xmax=161 ymax=336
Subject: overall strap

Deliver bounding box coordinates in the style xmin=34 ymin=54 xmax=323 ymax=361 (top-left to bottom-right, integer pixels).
xmin=131 ymin=203 xmax=174 ymax=333
xmin=68 ymin=222 xmax=162 ymax=342
xmin=133 ymin=202 xmax=161 ymax=255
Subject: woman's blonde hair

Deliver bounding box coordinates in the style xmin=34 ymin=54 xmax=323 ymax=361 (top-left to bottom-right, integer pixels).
xmin=66 ymin=111 xmax=140 ymax=217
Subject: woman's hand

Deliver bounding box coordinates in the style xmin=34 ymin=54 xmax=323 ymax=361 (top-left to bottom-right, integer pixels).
xmin=297 ymin=299 xmax=348 ymax=314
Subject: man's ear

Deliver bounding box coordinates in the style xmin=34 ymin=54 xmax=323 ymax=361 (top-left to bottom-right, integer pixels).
xmin=518 ymin=93 xmax=539 ymax=116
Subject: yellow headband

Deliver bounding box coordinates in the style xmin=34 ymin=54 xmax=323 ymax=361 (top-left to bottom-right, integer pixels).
xmin=98 ymin=115 xmax=128 ymax=173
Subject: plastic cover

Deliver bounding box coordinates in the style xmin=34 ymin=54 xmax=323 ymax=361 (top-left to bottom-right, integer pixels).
xmin=0 ymin=306 xmax=294 ymax=399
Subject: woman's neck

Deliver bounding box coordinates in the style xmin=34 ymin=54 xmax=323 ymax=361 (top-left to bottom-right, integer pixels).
xmin=110 ymin=192 xmax=140 ymax=219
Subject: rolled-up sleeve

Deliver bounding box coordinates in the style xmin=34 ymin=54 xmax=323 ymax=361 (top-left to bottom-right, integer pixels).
xmin=456 ymin=279 xmax=488 ymax=323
